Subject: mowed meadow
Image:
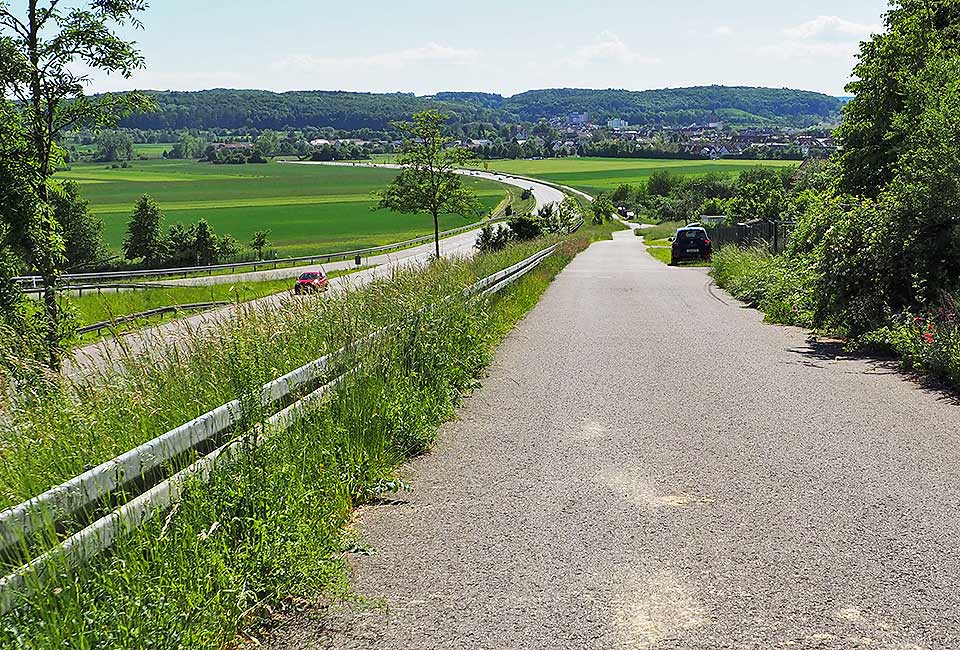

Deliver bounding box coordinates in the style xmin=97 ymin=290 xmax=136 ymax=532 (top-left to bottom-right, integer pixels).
xmin=484 ymin=157 xmax=797 ymax=196
xmin=56 ymin=160 xmax=508 ymax=258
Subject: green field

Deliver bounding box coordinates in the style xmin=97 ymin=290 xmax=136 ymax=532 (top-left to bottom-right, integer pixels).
xmin=132 ymin=142 xmax=177 ymax=158
xmin=57 ymin=160 xmax=508 ymax=257
xmin=73 ymin=142 xmax=176 ymax=159
xmin=483 ymin=157 xmax=797 ymax=196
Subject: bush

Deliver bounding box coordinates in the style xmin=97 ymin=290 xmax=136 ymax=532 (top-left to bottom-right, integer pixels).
xmin=508 ymin=216 xmax=543 ymax=240
xmin=475 ymin=224 xmax=510 ymax=252
xmin=860 ymin=297 xmax=960 ymax=386
xmin=711 ymin=245 xmax=815 ymax=328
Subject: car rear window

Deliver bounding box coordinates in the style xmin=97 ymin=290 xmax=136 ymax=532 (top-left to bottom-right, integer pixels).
xmin=299 ymin=273 xmax=319 ymax=280
xmin=677 ymin=229 xmax=706 ymax=240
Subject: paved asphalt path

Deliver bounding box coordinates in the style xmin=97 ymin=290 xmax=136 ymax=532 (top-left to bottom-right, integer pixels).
xmin=270 ymin=229 xmax=960 ymax=649
xmin=66 ymin=173 xmax=563 ymax=377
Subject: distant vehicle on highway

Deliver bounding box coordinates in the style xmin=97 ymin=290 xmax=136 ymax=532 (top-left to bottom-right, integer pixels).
xmin=669 ymin=227 xmax=712 ymax=265
xmin=294 ymin=270 xmax=329 ymax=294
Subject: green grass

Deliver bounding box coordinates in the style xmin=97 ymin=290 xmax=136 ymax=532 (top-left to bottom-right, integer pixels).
xmin=483 ymin=157 xmax=797 ymax=196
xmin=56 ymin=160 xmax=508 ymax=257
xmin=645 ymin=246 xmax=672 ymax=265
xmin=644 ymin=237 xmax=672 ymax=247
xmin=133 ymin=143 xmax=177 ymax=158
xmin=0 ymin=231 xmax=606 ymax=649
xmin=72 ymin=143 xmax=175 ymax=159
xmin=641 ymin=221 xmax=687 ymax=241
xmin=65 ymin=267 xmax=369 ymax=333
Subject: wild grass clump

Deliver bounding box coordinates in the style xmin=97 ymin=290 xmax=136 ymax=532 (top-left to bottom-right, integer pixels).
xmin=0 ymin=229 xmax=603 ymax=649
xmin=2 ymin=300 xmax=490 ymax=649
xmin=711 ymin=245 xmax=815 ymax=328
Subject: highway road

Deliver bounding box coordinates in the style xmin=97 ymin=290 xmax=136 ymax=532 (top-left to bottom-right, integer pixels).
xmin=65 ymin=169 xmax=563 ymax=377
xmin=146 ymin=164 xmax=563 ymax=288
xmin=268 ymin=229 xmax=960 ymax=649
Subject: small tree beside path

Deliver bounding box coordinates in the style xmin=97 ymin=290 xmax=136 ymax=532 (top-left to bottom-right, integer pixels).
xmin=377 ymin=110 xmax=482 ymax=259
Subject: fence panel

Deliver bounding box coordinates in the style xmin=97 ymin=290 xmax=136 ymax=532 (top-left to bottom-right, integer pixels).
xmin=706 ymin=221 xmax=795 ymax=253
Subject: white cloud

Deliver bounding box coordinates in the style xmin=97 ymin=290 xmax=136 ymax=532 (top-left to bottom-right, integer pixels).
xmin=759 ymin=15 xmax=880 ymax=60
xmin=275 ymin=43 xmax=480 ymax=75
xmin=784 ymin=15 xmax=879 ymax=42
xmin=713 ymin=26 xmax=734 ymax=37
xmin=565 ymin=31 xmax=659 ymax=69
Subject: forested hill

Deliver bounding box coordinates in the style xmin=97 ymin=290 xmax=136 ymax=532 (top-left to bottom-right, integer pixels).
xmin=500 ymin=87 xmax=841 ymax=127
xmin=118 ymin=86 xmax=842 ymax=131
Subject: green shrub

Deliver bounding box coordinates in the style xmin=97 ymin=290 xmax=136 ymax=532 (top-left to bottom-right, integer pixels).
xmin=860 ymin=298 xmax=960 ymax=386
xmin=711 ymin=245 xmax=815 ymax=328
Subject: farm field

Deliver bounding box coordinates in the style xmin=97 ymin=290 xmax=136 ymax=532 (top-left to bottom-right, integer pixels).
xmin=482 ymin=157 xmax=798 ymax=196
xmin=56 ymin=159 xmax=508 ymax=258
xmin=72 ymin=142 xmax=175 ymax=159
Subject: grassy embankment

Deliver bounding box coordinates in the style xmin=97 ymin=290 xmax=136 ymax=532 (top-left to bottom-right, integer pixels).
xmin=57 ymin=160 xmax=509 ymax=259
xmin=0 ymin=220 xmax=623 ymax=649
xmin=712 ymin=245 xmax=960 ymax=387
xmin=66 ymin=266 xmax=369 ymax=335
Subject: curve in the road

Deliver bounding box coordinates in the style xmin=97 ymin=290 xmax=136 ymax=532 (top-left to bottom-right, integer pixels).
xmin=66 ymin=165 xmax=567 ymax=377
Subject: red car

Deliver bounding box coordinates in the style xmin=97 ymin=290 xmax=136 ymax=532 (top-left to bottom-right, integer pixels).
xmin=294 ymin=270 xmax=329 ymax=294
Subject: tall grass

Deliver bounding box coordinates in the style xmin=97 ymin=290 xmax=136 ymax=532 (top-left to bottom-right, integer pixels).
xmin=0 ymin=229 xmax=601 ymax=649
xmin=712 ymin=245 xmax=960 ymax=390
xmin=711 ymin=245 xmax=816 ymax=327
xmin=66 ymin=266 xmax=368 ymax=336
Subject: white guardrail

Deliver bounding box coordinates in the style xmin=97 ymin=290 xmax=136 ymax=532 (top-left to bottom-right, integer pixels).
xmin=14 ymin=218 xmax=511 ymax=290
xmin=0 ymin=243 xmax=559 ymax=613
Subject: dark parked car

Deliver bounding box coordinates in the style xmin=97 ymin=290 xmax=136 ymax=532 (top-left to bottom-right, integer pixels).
xmin=669 ymin=227 xmax=712 ymax=265
xmin=294 ymin=270 xmax=329 ymax=294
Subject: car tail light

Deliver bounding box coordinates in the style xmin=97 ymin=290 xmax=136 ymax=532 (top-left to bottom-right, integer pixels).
xmin=704 ymin=239 xmax=711 ymax=246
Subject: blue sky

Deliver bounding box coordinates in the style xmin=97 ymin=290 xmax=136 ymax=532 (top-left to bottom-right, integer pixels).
xmin=79 ymin=0 xmax=890 ymax=96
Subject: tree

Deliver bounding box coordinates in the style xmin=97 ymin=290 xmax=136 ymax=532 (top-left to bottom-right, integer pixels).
xmin=475 ymin=224 xmax=510 ymax=253
xmin=123 ymin=195 xmax=165 ymax=265
xmin=557 ymin=196 xmax=584 ymax=232
xmin=52 ymin=181 xmax=107 ymax=270
xmin=698 ymin=197 xmax=730 ymax=219
xmin=611 ymin=183 xmax=633 ymax=205
xmin=169 ymin=132 xmax=204 ymax=159
xmin=255 ymin=129 xmax=279 ymax=158
xmin=95 ymin=129 xmax=134 ymax=162
xmin=836 ymin=2 xmax=960 ymax=197
xmin=250 ymin=229 xmax=271 ymax=260
xmin=647 ymin=170 xmax=677 ymax=197
xmin=192 ymin=219 xmax=218 ymax=266
xmin=377 ymin=110 xmax=481 ymax=258
xmin=163 ymin=222 xmax=194 ymax=267
xmin=591 ymin=193 xmax=614 ymax=225
xmin=0 ymin=0 xmax=152 ymax=369
xmin=217 ymin=234 xmax=241 ymax=262
xmin=0 ymin=103 xmax=45 ymax=364
xmin=729 ymin=168 xmax=787 ymax=222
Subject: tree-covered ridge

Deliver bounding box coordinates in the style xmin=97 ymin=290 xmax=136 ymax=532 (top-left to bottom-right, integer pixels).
xmin=501 ymin=86 xmax=842 ymax=126
xmin=120 ymin=89 xmax=502 ymax=130
xmin=119 ymin=86 xmax=842 ymax=131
